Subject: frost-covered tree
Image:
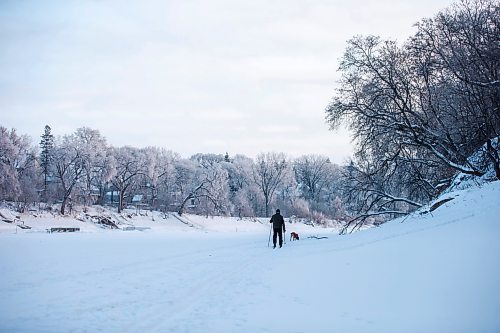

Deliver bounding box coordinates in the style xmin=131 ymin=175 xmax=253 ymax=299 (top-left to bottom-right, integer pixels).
xmin=232 ymin=187 xmax=257 ymax=217
xmin=0 ymin=127 xmax=21 ymax=200
xmin=142 ymin=147 xmax=179 ymax=210
xmin=274 ymin=166 xmax=299 ymax=217
xmin=325 ymin=0 xmax=499 ymax=230
xmin=229 ymin=155 xmax=253 ymax=191
xmin=410 ymin=0 xmax=500 ymax=178
xmin=339 ymin=159 xmax=425 ymax=234
xmin=190 ymin=153 xmax=225 ymax=167
xmin=17 ymin=160 xmax=42 ymax=210
xmin=72 ymin=127 xmax=110 ymax=205
xmin=52 ymin=135 xmax=86 ymax=214
xmin=327 ymin=0 xmax=499 ymax=179
xmin=172 ymin=158 xmax=197 ymax=210
xmin=177 ymin=160 xmax=230 ymax=216
xmin=252 ymin=152 xmax=289 ymax=217
xmin=294 ymin=155 xmax=338 ymax=210
xmin=316 ymin=163 xmax=344 ymax=216
xmin=221 ymin=154 xmax=256 ymax=216
xmin=0 ymin=127 xmax=44 ymax=208
xmin=110 ymin=146 xmax=145 ymax=213
xmin=93 ymin=148 xmax=116 ymax=206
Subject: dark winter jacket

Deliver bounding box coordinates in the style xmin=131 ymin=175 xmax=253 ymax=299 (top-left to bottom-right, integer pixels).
xmin=270 ymin=213 xmax=285 ymax=231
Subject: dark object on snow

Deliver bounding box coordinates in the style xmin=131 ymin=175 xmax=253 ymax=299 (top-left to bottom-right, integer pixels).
xmin=47 ymin=227 xmax=80 ymax=233
xmin=270 ymin=209 xmax=286 ymax=248
xmin=86 ymin=215 xmax=119 ymax=229
xmin=307 ymin=235 xmax=328 ymax=240
xmin=429 ymin=197 xmax=455 ymax=212
xmin=290 ymin=232 xmax=300 ymax=241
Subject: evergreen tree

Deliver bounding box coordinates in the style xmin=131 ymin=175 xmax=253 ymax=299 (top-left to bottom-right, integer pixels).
xmin=39 ymin=125 xmax=54 ymax=197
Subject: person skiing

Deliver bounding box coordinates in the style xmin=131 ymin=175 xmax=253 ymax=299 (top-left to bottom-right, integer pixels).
xmin=270 ymin=209 xmax=286 ymax=248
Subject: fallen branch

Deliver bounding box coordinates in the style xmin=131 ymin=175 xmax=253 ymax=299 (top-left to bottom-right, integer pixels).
xmin=307 ymin=235 xmax=329 ymax=240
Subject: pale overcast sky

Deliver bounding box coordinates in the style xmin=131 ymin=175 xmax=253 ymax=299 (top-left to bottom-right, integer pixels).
xmin=1 ymin=0 xmax=455 ymax=163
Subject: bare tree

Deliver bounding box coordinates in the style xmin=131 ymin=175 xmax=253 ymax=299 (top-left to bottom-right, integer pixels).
xmin=0 ymin=127 xmax=38 ymax=202
xmin=142 ymin=147 xmax=179 ymax=210
xmin=294 ymin=154 xmax=336 ymax=202
xmin=325 ymin=0 xmax=499 ymax=231
xmin=252 ymin=152 xmax=289 ymax=217
xmin=339 ymin=159 xmax=425 ymax=234
xmin=177 ymin=163 xmax=229 ymax=216
xmin=327 ymin=34 xmax=489 ymax=177
xmin=221 ymin=154 xmax=256 ymax=217
xmin=72 ymin=127 xmax=110 ymax=206
xmin=110 ymin=146 xmax=145 ymax=213
xmin=52 ymin=135 xmax=86 ymax=215
xmin=410 ymin=0 xmax=500 ymax=177
xmin=274 ymin=168 xmax=299 ymax=217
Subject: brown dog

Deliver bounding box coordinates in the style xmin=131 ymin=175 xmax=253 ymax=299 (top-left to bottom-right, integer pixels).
xmin=290 ymin=232 xmax=300 ymax=241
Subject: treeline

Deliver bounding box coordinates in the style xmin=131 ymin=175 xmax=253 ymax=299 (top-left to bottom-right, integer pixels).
xmin=1 ymin=0 xmax=498 ymax=231
xmin=0 ymin=125 xmax=347 ymax=222
xmin=326 ymin=0 xmax=499 ymax=232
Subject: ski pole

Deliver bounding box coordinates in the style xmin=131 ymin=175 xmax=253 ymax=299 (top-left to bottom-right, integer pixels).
xmin=267 ymin=224 xmax=272 ymax=247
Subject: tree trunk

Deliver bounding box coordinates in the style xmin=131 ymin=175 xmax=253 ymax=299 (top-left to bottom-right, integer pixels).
xmin=264 ymin=194 xmax=269 ymax=217
xmin=178 ymin=194 xmax=193 ymax=216
xmin=487 ymin=139 xmax=500 ymax=180
xmin=118 ymin=190 xmax=124 ymax=213
xmin=60 ymin=197 xmax=67 ymax=215
xmin=98 ymin=185 xmax=105 ymax=206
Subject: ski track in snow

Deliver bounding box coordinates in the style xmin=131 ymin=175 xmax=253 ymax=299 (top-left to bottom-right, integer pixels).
xmin=127 ymin=242 xmax=262 ymax=333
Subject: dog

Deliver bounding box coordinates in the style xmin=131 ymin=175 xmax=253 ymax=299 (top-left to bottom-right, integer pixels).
xmin=290 ymin=232 xmax=300 ymax=241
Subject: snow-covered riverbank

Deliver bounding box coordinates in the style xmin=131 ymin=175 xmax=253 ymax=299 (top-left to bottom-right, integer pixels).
xmin=1 ymin=181 xmax=499 ymax=333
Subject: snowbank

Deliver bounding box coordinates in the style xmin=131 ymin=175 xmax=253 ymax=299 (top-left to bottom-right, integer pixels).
xmin=0 ymin=205 xmax=338 ymax=237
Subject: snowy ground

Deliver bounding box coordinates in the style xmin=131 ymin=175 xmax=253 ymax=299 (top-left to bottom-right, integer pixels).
xmin=1 ymin=181 xmax=499 ymax=333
